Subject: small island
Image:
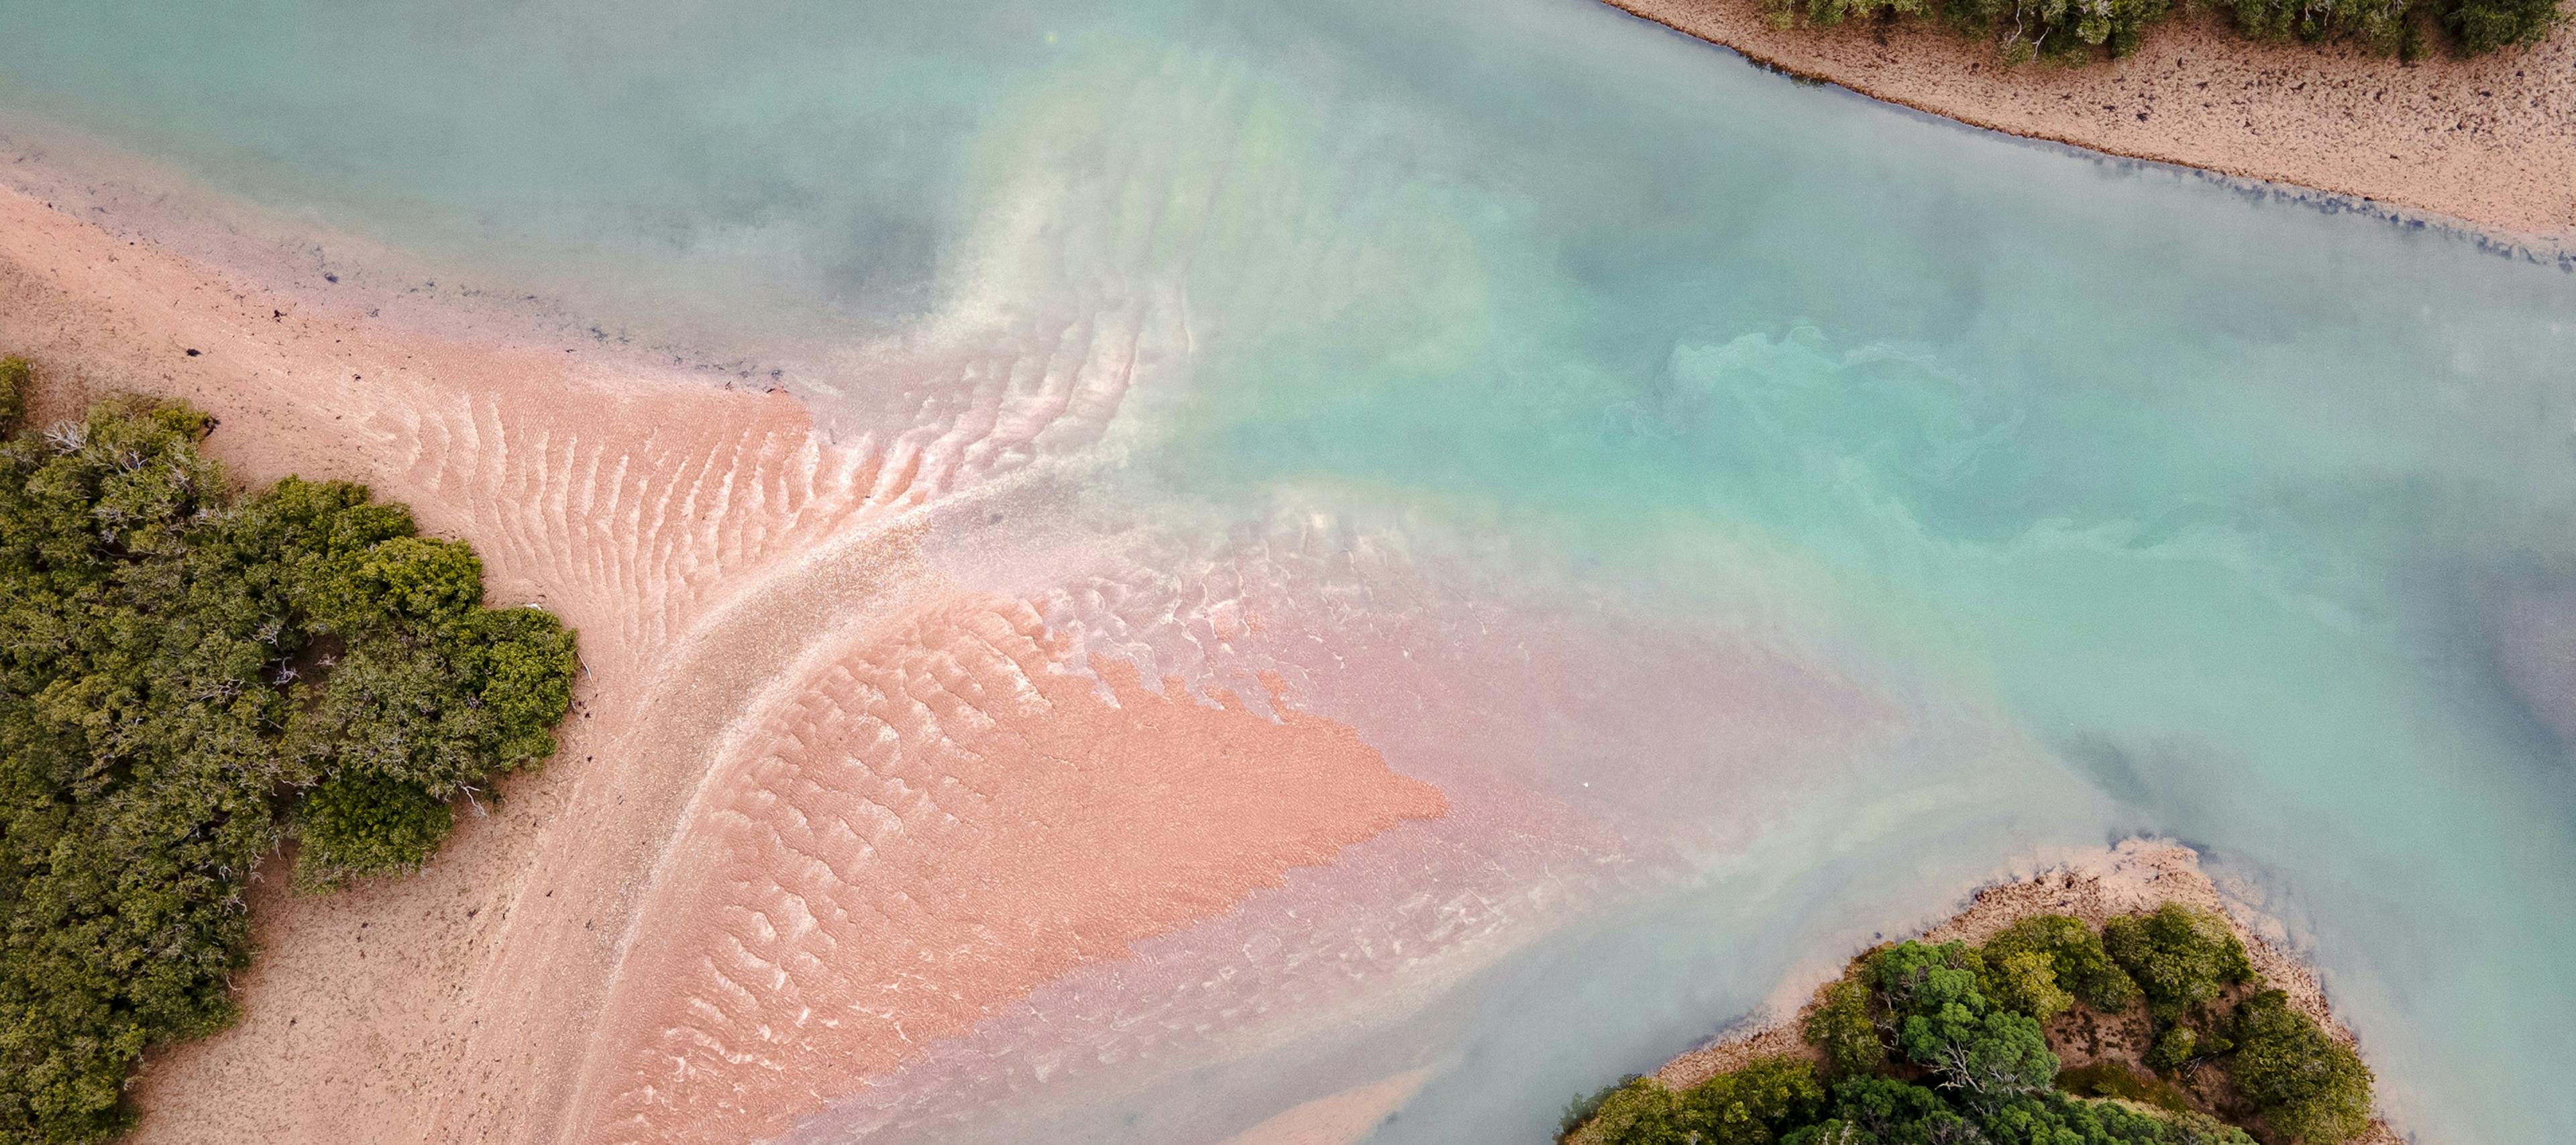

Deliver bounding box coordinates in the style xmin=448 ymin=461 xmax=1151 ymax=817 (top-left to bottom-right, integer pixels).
xmin=1564 ymin=842 xmax=2391 ymax=1145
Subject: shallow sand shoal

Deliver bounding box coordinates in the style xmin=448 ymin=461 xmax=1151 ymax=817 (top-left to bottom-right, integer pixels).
xmin=1214 ymin=1069 xmax=1436 ymax=1145
xmin=1606 ymin=0 xmax=2576 ymax=243
xmin=0 ymin=179 xmax=1448 ymax=1144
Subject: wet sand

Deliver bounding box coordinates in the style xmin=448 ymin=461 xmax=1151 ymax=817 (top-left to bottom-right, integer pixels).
xmin=566 ymin=602 xmax=1443 ymax=1142
xmin=0 ymin=181 xmax=1447 ymax=1144
xmin=1606 ymin=0 xmax=2576 ymax=243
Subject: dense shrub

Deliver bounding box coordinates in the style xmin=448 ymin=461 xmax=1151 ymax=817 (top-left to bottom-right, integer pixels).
xmin=2055 ymin=1061 xmax=2198 ymax=1114
xmin=1570 ymin=1059 xmax=1829 ymax=1145
xmin=1578 ymin=906 xmax=2361 ymax=1145
xmin=1870 ymin=938 xmax=1984 ymax=1016
xmin=1988 ymin=1091 xmax=2259 ymax=1144
xmin=1869 ymin=940 xmax=2059 ymax=1111
xmin=2440 ymin=0 xmax=2566 ymax=50
xmin=1803 ymin=979 xmax=1884 ymax=1078
xmin=2230 ymin=991 xmax=2373 ymax=1144
xmin=1982 ymin=944 xmax=2078 ymax=1022
xmin=2147 ymin=1024 xmax=2200 ymax=1072
xmin=1674 ymin=1056 xmax=1827 ymax=1144
xmin=1578 ymin=1077 xmax=1687 ymax=1145
xmin=0 ymin=382 xmax=576 ymax=1142
xmin=1758 ymin=0 xmax=2559 ymax=58
xmin=1984 ymin=914 xmax=2140 ymax=1014
xmin=1786 ymin=1077 xmax=1955 ymax=1144
xmin=1769 ymin=1078 xmax=2254 ymax=1145
xmin=1564 ymin=1076 xmax=1648 ymax=1140
xmin=2166 ymin=1109 xmax=2265 ymax=1145
xmin=1943 ymin=0 xmax=2180 ymax=60
xmin=2223 ymin=0 xmax=2416 ymax=52
xmin=294 ymin=771 xmax=455 ymax=890
xmin=0 ymin=356 xmax=27 ymax=435
xmin=1576 ymin=905 xmax=2378 ymax=1145
xmin=1762 ymin=0 xmax=1934 ymax=32
xmin=2102 ymin=904 xmax=2252 ymax=1022
xmin=1901 ymin=997 xmax=2059 ymax=1110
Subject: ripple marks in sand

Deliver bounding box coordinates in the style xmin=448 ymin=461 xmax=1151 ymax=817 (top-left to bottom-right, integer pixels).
xmin=566 ymin=595 xmax=1446 ymax=1145
xmin=364 ymin=311 xmax=1140 ymax=691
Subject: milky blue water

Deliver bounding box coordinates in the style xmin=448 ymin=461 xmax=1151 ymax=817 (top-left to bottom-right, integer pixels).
xmin=5 ymin=1 xmax=2573 ymax=1142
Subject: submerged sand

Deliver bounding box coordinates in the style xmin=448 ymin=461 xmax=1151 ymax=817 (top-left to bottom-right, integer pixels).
xmin=1607 ymin=0 xmax=2576 ymax=244
xmin=0 ymin=181 xmax=1448 ymax=1144
xmin=1213 ymin=1069 xmax=1436 ymax=1145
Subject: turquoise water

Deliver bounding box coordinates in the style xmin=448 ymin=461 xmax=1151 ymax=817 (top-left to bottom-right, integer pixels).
xmin=7 ymin=1 xmax=2576 ymax=1142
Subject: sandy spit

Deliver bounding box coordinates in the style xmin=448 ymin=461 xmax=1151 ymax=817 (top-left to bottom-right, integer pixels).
xmin=1635 ymin=839 xmax=2402 ymax=1144
xmin=0 ymin=178 xmax=1447 ymax=1144
xmin=1604 ymin=0 xmax=2576 ymax=246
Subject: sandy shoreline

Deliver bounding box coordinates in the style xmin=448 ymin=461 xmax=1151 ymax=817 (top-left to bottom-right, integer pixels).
xmin=0 ymin=170 xmax=1450 ymax=1144
xmin=1605 ymin=0 xmax=2576 ymax=248
xmin=1623 ymin=840 xmax=2403 ymax=1145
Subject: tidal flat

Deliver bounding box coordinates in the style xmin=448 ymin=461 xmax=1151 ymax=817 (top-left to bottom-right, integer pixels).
xmin=1 ymin=1 xmax=2572 ymax=1143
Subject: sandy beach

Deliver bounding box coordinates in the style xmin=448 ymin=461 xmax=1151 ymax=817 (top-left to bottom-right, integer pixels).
xmin=0 ymin=180 xmax=1447 ymax=1144
xmin=1607 ymin=0 xmax=2576 ymax=243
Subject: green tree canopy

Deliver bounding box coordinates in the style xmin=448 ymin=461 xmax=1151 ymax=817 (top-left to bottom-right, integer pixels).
xmin=1983 ymin=946 xmax=2076 ymax=1024
xmin=1803 ymin=979 xmax=1884 ymax=1079
xmin=1759 ymin=0 xmax=2561 ymax=60
xmin=1674 ymin=1056 xmax=1827 ymax=1145
xmin=2229 ymin=991 xmax=2373 ymax=1144
xmin=0 ymin=356 xmax=28 ymax=436
xmin=1870 ymin=940 xmax=2058 ymax=1112
xmin=1578 ymin=1077 xmax=1687 ymax=1145
xmin=2101 ymin=905 xmax=2251 ymax=1023
xmin=1983 ymin=914 xmax=2139 ymax=1015
xmin=0 ymin=384 xmax=576 ymax=1142
xmin=1576 ymin=910 xmax=2357 ymax=1145
xmin=2440 ymin=0 xmax=2566 ymax=50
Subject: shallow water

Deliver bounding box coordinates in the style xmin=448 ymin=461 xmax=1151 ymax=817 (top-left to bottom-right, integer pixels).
xmin=6 ymin=1 xmax=2575 ymax=1142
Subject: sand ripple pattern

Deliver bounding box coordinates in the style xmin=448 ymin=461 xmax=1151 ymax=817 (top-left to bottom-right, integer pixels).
xmin=565 ymin=596 xmax=1444 ymax=1144
xmin=360 ymin=307 xmax=1145 ymax=692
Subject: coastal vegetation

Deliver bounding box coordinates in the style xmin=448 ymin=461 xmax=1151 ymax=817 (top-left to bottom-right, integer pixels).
xmin=0 ymin=356 xmax=578 ymax=1142
xmin=1566 ymin=903 xmax=2375 ymax=1145
xmin=1761 ymin=0 xmax=2564 ymax=61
